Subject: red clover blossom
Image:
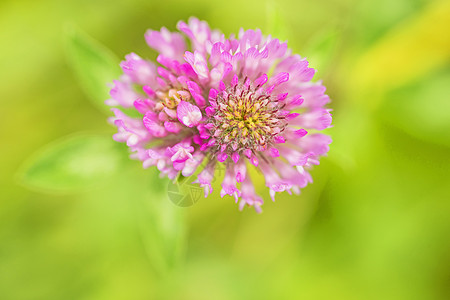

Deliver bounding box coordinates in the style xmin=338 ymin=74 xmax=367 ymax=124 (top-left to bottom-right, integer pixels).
xmin=108 ymin=18 xmax=332 ymax=212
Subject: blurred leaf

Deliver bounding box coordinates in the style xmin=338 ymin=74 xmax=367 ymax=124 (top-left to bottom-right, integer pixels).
xmin=353 ymin=0 xmax=450 ymax=105
xmin=303 ymin=28 xmax=341 ymax=73
xmin=17 ymin=133 xmax=126 ymax=193
xmin=351 ymin=0 xmax=423 ymax=47
xmin=64 ymin=24 xmax=121 ymax=114
xmin=265 ymin=1 xmax=289 ymax=41
xmin=137 ymin=171 xmax=186 ymax=277
xmin=379 ymin=70 xmax=450 ymax=147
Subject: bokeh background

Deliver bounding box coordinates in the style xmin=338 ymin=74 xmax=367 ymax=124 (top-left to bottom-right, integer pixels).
xmin=1 ymin=0 xmax=450 ymax=299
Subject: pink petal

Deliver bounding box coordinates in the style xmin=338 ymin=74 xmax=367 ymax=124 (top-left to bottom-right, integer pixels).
xmin=176 ymin=101 xmax=202 ymax=127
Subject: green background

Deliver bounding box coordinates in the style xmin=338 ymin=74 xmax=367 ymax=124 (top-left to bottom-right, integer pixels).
xmin=1 ymin=0 xmax=450 ymax=299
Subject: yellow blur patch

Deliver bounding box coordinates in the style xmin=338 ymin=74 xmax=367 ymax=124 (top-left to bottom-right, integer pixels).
xmin=353 ymin=0 xmax=450 ymax=98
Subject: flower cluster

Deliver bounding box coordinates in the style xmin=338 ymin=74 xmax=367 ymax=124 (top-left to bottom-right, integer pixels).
xmin=108 ymin=18 xmax=332 ymax=212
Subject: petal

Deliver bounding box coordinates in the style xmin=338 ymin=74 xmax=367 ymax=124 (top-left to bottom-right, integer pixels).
xmin=145 ymin=27 xmax=186 ymax=60
xmin=176 ymin=101 xmax=202 ymax=127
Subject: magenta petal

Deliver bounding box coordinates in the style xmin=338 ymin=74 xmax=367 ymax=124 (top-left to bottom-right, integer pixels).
xmin=269 ymin=148 xmax=280 ymax=157
xmin=254 ymin=74 xmax=268 ymax=87
xmin=250 ymin=155 xmax=259 ymax=166
xmin=289 ymin=95 xmax=304 ymax=107
xmin=217 ymin=153 xmax=228 ymax=162
xmin=273 ymin=135 xmax=286 ymax=144
xmin=231 ymin=74 xmax=239 ymax=87
xmin=177 ymin=101 xmax=202 ymax=127
xmin=209 ymin=88 xmax=218 ymax=101
xmin=187 ymin=81 xmax=206 ymax=106
xmin=164 ymin=121 xmax=182 ymax=133
xmin=145 ymin=27 xmax=186 ymax=60
xmin=270 ymin=72 xmax=289 ymax=86
xmin=143 ymin=112 xmax=166 ymax=137
xmin=205 ymin=106 xmax=215 ymax=116
xmin=143 ymin=85 xmax=156 ymax=98
xmin=286 ymin=113 xmax=300 ymax=120
xmin=277 ymin=93 xmax=288 ymax=101
xmin=295 ymin=129 xmax=308 ymax=137
xmin=134 ymin=98 xmax=155 ymax=114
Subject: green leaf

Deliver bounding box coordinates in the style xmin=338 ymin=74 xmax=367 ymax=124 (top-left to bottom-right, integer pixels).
xmin=137 ymin=170 xmax=186 ymax=276
xmin=265 ymin=1 xmax=289 ymax=41
xmin=303 ymin=28 xmax=340 ymax=73
xmin=17 ymin=133 xmax=127 ymax=193
xmin=64 ymin=24 xmax=122 ymax=114
xmin=379 ymin=70 xmax=450 ymax=147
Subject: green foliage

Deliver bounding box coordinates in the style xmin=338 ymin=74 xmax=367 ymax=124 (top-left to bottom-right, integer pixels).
xmin=303 ymin=28 xmax=340 ymax=73
xmin=137 ymin=172 xmax=186 ymax=276
xmin=64 ymin=24 xmax=122 ymax=114
xmin=265 ymin=1 xmax=289 ymax=41
xmin=17 ymin=134 xmax=126 ymax=193
xmin=380 ymin=70 xmax=450 ymax=147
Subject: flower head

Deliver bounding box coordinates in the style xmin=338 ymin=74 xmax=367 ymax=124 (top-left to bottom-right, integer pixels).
xmin=108 ymin=17 xmax=332 ymax=212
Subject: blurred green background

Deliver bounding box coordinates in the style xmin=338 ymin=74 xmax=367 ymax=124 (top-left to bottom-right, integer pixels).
xmin=1 ymin=0 xmax=450 ymax=299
